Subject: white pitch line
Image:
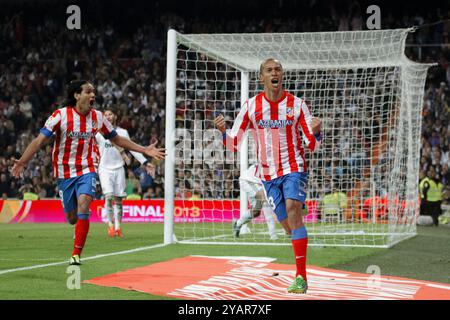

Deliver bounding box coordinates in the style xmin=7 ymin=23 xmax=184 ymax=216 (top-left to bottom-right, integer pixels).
xmin=0 ymin=243 xmax=167 ymax=276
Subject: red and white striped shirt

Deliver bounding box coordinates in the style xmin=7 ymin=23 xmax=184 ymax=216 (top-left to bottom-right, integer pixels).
xmin=225 ymin=91 xmax=321 ymax=181
xmin=40 ymin=107 xmax=117 ymax=179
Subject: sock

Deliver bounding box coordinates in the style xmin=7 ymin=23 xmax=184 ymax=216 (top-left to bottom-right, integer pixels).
xmin=114 ymin=198 xmax=123 ymax=231
xmin=291 ymin=225 xmax=308 ymax=282
xmin=237 ymin=210 xmax=253 ymax=227
xmin=262 ymin=206 xmax=277 ymax=238
xmin=106 ymin=196 xmax=114 ymax=228
xmin=72 ymin=213 xmax=90 ymax=257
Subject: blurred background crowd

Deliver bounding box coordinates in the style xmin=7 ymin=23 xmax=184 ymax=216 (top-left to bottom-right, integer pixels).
xmin=0 ymin=0 xmax=448 ymax=205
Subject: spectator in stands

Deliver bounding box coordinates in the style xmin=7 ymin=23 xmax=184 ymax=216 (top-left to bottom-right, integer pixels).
xmin=126 ymin=187 xmax=142 ymax=200
xmin=419 ymin=166 xmax=444 ymax=226
xmin=126 ymin=168 xmax=142 ymax=195
xmin=133 ymin=162 xmax=155 ymax=194
xmin=0 ymin=173 xmax=9 ymax=199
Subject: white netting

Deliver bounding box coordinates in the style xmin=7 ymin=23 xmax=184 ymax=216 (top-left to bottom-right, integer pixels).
xmin=166 ymin=29 xmax=432 ymax=247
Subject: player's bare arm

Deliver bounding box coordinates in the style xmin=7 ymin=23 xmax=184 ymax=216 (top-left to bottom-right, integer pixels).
xmin=110 ymin=135 xmax=166 ymax=160
xmin=11 ymin=133 xmax=50 ymax=178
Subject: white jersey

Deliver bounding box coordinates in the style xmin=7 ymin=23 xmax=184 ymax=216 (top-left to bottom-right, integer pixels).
xmin=239 ymin=164 xmax=262 ymax=185
xmin=96 ymin=127 xmax=147 ymax=170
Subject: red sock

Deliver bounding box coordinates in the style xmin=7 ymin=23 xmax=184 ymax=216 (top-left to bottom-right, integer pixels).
xmin=292 ymin=237 xmax=308 ymax=281
xmin=72 ymin=218 xmax=90 ymax=257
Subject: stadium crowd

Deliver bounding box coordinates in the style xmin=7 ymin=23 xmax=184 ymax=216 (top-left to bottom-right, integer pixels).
xmin=0 ymin=0 xmax=448 ymax=206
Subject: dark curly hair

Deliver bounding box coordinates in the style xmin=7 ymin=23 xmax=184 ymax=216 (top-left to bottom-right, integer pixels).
xmin=63 ymin=79 xmax=91 ymax=107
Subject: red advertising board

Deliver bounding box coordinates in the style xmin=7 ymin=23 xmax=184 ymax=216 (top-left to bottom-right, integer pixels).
xmin=0 ymin=199 xmax=320 ymax=224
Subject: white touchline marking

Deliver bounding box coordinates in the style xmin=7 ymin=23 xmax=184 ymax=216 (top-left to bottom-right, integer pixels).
xmin=0 ymin=243 xmax=167 ymax=276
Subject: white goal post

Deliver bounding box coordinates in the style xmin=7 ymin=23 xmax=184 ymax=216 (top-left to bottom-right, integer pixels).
xmin=164 ymin=28 xmax=432 ymax=248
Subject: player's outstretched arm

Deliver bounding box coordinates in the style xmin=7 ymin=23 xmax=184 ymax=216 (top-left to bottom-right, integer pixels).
xmin=110 ymin=135 xmax=166 ymax=160
xmin=11 ymin=133 xmax=50 ymax=178
xmin=214 ymin=101 xmax=250 ymax=152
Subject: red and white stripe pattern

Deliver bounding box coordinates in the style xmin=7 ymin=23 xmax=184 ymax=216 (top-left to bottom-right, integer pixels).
xmin=43 ymin=107 xmax=115 ymax=179
xmin=225 ymin=91 xmax=321 ymax=181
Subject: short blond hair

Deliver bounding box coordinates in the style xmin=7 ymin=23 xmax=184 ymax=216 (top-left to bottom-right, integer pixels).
xmin=259 ymin=58 xmax=283 ymax=75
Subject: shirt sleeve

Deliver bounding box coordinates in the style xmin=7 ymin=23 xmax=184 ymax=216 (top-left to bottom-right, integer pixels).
xmin=99 ymin=111 xmax=118 ymax=140
xmin=223 ymin=100 xmax=250 ymax=152
xmin=122 ymin=129 xmax=148 ymax=165
xmin=298 ymin=100 xmax=322 ymax=152
xmin=40 ymin=110 xmax=62 ymax=138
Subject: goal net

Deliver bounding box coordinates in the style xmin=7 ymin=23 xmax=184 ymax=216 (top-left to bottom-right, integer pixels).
xmin=164 ymin=28 xmax=432 ymax=248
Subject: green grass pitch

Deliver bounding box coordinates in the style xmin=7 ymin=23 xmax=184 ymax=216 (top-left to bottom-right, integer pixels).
xmin=0 ymin=223 xmax=449 ymax=299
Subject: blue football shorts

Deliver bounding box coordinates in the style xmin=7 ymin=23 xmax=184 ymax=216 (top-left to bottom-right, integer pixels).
xmin=261 ymin=172 xmax=308 ymax=222
xmin=57 ymin=172 xmax=97 ymax=214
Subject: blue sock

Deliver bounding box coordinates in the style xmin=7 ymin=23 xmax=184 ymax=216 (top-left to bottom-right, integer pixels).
xmin=292 ymin=226 xmax=308 ymax=240
xmin=77 ymin=213 xmax=90 ymax=220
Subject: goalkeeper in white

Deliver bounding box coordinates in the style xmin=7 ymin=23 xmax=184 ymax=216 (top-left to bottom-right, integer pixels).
xmin=96 ymin=108 xmax=152 ymax=237
xmin=235 ymin=164 xmax=279 ymax=240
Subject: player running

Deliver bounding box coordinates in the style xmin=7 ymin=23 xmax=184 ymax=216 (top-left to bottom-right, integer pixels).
xmin=214 ymin=58 xmax=322 ymax=294
xmin=96 ymin=107 xmax=153 ymax=238
xmin=11 ymin=80 xmax=165 ymax=266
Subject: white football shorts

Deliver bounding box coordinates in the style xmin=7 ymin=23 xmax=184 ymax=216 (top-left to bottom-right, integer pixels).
xmin=98 ymin=167 xmax=127 ymax=198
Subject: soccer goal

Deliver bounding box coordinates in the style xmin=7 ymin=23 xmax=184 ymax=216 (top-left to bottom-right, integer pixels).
xmin=164 ymin=28 xmax=432 ymax=248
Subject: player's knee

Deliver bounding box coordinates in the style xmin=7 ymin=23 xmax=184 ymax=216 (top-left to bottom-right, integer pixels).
xmin=77 ymin=195 xmax=93 ymax=214
xmin=66 ymin=210 xmax=78 ymax=225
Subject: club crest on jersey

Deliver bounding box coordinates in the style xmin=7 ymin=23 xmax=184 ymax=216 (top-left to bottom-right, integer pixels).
xmin=286 ymin=107 xmax=294 ymax=119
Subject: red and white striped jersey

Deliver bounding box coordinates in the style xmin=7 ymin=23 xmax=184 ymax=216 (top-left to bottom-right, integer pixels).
xmin=224 ymin=91 xmax=321 ymax=181
xmin=40 ymin=106 xmax=117 ymax=179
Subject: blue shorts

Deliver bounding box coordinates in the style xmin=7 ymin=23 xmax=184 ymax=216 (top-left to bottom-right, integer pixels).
xmin=57 ymin=172 xmax=97 ymax=214
xmin=262 ymin=172 xmax=308 ymax=222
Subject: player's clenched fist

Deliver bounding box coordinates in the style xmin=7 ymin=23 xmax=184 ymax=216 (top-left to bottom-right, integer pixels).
xmin=214 ymin=115 xmax=226 ymax=134
xmin=311 ymin=117 xmax=322 ymax=135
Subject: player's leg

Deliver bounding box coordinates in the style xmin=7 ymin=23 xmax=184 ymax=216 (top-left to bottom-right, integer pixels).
xmin=99 ymin=168 xmax=115 ymax=237
xmin=114 ymin=196 xmax=124 ymax=237
xmin=234 ymin=180 xmax=260 ymax=237
xmin=70 ymin=173 xmax=97 ymax=265
xmin=57 ymin=178 xmax=78 ymax=225
xmin=114 ymin=167 xmax=127 ymax=237
xmin=57 ymin=178 xmax=79 ymax=242
xmin=283 ymin=172 xmax=309 ymax=293
xmin=260 ymin=204 xmax=278 ymax=240
xmin=254 ymin=190 xmax=278 ymax=240
xmin=105 ymin=194 xmax=115 ymax=236
xmin=430 ymin=201 xmax=440 ymax=226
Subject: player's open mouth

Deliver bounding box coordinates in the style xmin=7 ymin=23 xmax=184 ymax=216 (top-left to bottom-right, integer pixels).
xmin=89 ymin=99 xmax=95 ymax=105
xmin=271 ymin=78 xmax=279 ymax=84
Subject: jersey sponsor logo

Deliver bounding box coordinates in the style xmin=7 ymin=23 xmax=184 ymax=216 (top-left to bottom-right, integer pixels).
xmin=66 ymin=131 xmax=95 ymax=139
xmin=104 ymin=142 xmax=115 ymax=148
xmin=257 ymin=119 xmax=293 ymax=128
